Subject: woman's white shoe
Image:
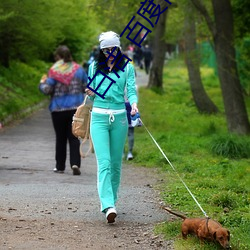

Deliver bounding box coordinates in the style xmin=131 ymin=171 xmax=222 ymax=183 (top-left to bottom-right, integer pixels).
xmin=105 ymin=208 xmax=117 ymax=223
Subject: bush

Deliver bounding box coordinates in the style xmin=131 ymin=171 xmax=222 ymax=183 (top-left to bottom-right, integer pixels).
xmin=210 ymin=135 xmax=250 ymax=159
xmin=0 ymin=60 xmax=48 ymax=122
xmin=210 ymin=191 xmax=237 ymax=209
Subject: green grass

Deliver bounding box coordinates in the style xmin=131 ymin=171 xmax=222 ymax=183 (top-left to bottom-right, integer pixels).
xmin=128 ymin=58 xmax=250 ymax=250
xmin=0 ymin=60 xmax=50 ymax=123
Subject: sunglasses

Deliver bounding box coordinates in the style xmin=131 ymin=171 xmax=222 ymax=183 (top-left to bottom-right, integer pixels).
xmin=102 ymin=47 xmax=119 ymax=55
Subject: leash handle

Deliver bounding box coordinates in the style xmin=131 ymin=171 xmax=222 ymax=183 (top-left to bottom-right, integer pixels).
xmin=79 ymin=136 xmax=93 ymax=158
xmin=79 ymin=108 xmax=93 ymax=158
xmin=139 ymin=118 xmax=209 ymax=218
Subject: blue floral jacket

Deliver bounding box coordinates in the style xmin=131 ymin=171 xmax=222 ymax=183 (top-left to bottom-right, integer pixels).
xmin=39 ymin=67 xmax=87 ymax=112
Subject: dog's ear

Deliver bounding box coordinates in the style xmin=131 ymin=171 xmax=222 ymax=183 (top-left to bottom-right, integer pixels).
xmin=227 ymin=230 xmax=230 ymax=240
xmin=213 ymin=231 xmax=217 ymax=240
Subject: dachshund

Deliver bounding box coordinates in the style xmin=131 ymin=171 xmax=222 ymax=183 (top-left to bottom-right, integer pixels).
xmin=162 ymin=207 xmax=231 ymax=249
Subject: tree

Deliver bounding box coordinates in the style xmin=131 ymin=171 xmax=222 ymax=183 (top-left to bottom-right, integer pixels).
xmin=184 ymin=1 xmax=218 ymax=114
xmin=148 ymin=0 xmax=173 ymax=90
xmin=190 ymin=0 xmax=250 ymax=134
xmin=0 ymin=0 xmax=98 ymax=66
xmin=91 ymin=0 xmax=142 ymax=48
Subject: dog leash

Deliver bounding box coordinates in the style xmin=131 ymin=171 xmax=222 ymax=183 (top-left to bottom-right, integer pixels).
xmin=139 ymin=118 xmax=209 ymax=218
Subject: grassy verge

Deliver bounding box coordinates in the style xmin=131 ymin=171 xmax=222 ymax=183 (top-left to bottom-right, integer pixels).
xmin=129 ymin=58 xmax=250 ymax=250
xmin=0 ymin=60 xmax=50 ymax=124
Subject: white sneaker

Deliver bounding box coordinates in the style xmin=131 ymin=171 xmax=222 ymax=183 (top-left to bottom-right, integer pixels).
xmin=127 ymin=152 xmax=133 ymax=160
xmin=53 ymin=168 xmax=64 ymax=173
xmin=72 ymin=165 xmax=81 ymax=175
xmin=105 ymin=207 xmax=117 ymax=223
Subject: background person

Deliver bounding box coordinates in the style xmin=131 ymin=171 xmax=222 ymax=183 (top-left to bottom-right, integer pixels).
xmin=123 ymin=52 xmax=138 ymax=161
xmin=85 ymin=31 xmax=138 ymax=223
xmin=86 ymin=45 xmax=99 ymax=71
xmin=135 ymin=46 xmax=144 ymax=69
xmin=143 ymin=44 xmax=152 ymax=74
xmin=39 ymin=45 xmax=87 ymax=175
xmin=125 ymin=101 xmax=135 ymax=160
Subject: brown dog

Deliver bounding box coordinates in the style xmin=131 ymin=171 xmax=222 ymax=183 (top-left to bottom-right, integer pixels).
xmin=163 ymin=207 xmax=231 ymax=249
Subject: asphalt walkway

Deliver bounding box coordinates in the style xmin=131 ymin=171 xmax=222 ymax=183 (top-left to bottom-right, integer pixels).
xmin=0 ymin=70 xmax=173 ymax=249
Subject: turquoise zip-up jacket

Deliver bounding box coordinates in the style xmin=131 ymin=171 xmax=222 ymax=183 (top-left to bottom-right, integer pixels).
xmin=87 ymin=62 xmax=138 ymax=110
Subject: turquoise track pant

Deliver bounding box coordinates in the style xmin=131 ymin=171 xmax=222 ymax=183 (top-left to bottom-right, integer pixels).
xmin=90 ymin=111 xmax=128 ymax=212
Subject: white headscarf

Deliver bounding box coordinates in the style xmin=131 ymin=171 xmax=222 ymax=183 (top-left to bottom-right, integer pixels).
xmin=99 ymin=31 xmax=121 ymax=49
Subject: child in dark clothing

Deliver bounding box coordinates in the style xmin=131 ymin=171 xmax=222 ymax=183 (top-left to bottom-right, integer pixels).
xmin=125 ymin=101 xmax=134 ymax=160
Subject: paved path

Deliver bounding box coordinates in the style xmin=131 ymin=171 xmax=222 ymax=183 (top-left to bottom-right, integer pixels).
xmin=135 ymin=68 xmax=149 ymax=88
xmin=0 ymin=72 xmax=174 ymax=249
xmin=0 ymin=68 xmax=152 ymax=224
xmin=0 ymin=107 xmax=164 ymax=224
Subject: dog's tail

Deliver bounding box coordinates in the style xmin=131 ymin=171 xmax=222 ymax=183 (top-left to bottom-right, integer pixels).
xmin=162 ymin=206 xmax=187 ymax=220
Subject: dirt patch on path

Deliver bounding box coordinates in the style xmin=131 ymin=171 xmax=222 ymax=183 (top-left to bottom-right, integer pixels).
xmin=0 ymin=216 xmax=174 ymax=250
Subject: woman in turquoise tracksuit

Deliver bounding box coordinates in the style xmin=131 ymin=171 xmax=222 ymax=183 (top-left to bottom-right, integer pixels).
xmin=85 ymin=31 xmax=138 ymax=223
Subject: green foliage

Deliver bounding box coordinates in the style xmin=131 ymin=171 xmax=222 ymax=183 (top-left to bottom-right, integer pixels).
xmin=129 ymin=58 xmax=250 ymax=249
xmin=232 ymin=0 xmax=250 ymax=39
xmin=92 ymin=0 xmax=138 ymax=30
xmin=154 ymin=221 xmax=181 ymax=240
xmin=92 ymin=0 xmax=156 ymax=48
xmin=210 ymin=192 xmax=238 ymax=209
xmin=0 ymin=60 xmax=49 ymax=122
xmin=233 ymin=0 xmax=250 ymax=97
xmin=210 ymin=135 xmax=250 ymax=159
xmin=0 ymin=0 xmax=99 ymax=66
xmin=201 ymin=121 xmax=217 ymax=136
xmin=236 ymin=37 xmax=250 ymax=95
xmin=164 ymin=1 xmax=184 ymax=44
xmin=167 ymin=0 xmax=212 ymax=44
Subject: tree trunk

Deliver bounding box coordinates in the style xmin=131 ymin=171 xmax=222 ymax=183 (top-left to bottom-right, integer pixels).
xmin=184 ymin=4 xmax=218 ymax=114
xmin=212 ymin=0 xmax=250 ymax=134
xmin=148 ymin=0 xmax=169 ymax=89
xmin=190 ymin=0 xmax=250 ymax=134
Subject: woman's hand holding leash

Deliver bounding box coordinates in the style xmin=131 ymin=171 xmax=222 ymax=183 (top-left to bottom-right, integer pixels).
xmin=130 ymin=103 xmax=142 ymax=127
xmin=131 ymin=103 xmax=138 ymax=116
xmin=85 ymin=88 xmax=95 ymax=97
